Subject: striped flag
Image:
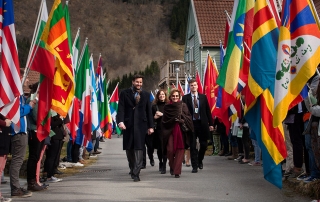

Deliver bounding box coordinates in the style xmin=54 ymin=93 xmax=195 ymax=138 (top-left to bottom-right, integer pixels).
xmin=273 ymin=0 xmax=320 ymax=127
xmin=245 ymin=0 xmax=286 ymax=189
xmin=178 ymin=80 xmax=184 ymax=97
xmin=0 ymin=0 xmax=22 ymax=125
xmin=96 ymin=55 xmax=104 ymax=103
xmin=89 ymin=54 xmax=99 ymax=131
xmin=75 ymin=41 xmax=91 ymax=146
xmin=100 ymin=78 xmax=112 ymax=139
xmin=72 ymin=28 xmax=80 ymax=75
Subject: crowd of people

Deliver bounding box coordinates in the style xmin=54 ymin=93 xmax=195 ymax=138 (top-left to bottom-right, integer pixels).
xmin=0 ymin=81 xmax=104 ymax=202
xmin=117 ymin=73 xmax=320 ymax=193
xmin=1 ymin=73 xmax=320 ymax=201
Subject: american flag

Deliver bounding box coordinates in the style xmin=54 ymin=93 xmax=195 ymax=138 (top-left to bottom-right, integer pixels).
xmin=0 ymin=0 xmax=22 ymax=125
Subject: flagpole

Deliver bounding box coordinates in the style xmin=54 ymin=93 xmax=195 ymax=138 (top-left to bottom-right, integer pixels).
xmin=77 ymin=37 xmax=88 ymax=71
xmin=309 ymin=0 xmax=320 ymax=29
xmin=25 ymin=0 xmax=44 ymax=69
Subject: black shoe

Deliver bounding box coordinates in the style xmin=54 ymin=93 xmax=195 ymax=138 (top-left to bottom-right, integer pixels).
xmin=150 ymin=160 xmax=155 ymax=167
xmin=54 ymin=169 xmax=64 ymax=175
xmin=175 ymin=174 xmax=180 ymax=178
xmin=192 ymin=168 xmax=198 ymax=173
xmin=99 ymin=138 xmax=105 ymax=142
xmin=141 ymin=165 xmax=146 ymax=169
xmin=41 ymin=183 xmax=49 ymax=189
xmin=133 ymin=176 xmax=140 ymax=182
xmin=1 ymin=180 xmax=7 ymax=184
xmin=198 ymin=163 xmax=203 ymax=169
xmin=170 ymin=168 xmax=174 ymax=175
xmin=224 ymin=152 xmax=232 ymax=156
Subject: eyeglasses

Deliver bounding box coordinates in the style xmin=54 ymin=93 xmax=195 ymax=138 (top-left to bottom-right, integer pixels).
xmin=171 ymin=95 xmax=179 ymax=98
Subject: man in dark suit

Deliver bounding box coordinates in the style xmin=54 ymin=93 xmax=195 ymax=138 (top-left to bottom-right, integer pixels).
xmin=117 ymin=74 xmax=154 ymax=182
xmin=182 ymin=79 xmax=214 ymax=173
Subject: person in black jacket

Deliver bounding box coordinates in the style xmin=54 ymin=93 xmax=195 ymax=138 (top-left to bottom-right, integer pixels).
xmin=44 ymin=113 xmax=65 ymax=183
xmin=182 ymin=79 xmax=214 ymax=173
xmin=117 ymin=74 xmax=154 ymax=182
xmin=151 ymin=89 xmax=168 ymax=173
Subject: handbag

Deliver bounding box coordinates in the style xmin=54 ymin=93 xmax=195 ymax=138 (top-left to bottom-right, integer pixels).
xmin=180 ymin=104 xmax=190 ymax=132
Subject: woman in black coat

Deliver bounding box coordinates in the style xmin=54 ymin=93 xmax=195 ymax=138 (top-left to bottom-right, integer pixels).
xmin=151 ymin=89 xmax=168 ymax=173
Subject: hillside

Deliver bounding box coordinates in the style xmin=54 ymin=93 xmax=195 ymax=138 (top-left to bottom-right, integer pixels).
xmin=14 ymin=0 xmax=184 ymax=81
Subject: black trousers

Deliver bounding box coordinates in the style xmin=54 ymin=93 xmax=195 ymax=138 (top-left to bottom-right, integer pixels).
xmin=27 ymin=130 xmax=45 ymax=181
xmin=44 ymin=139 xmax=63 ymax=178
xmin=143 ymin=134 xmax=154 ymax=166
xmin=190 ymin=120 xmax=208 ymax=168
xmin=72 ymin=143 xmax=81 ymax=163
xmin=287 ymin=113 xmax=309 ymax=172
xmin=126 ymin=149 xmax=143 ymax=176
xmin=220 ymin=132 xmax=229 ymax=153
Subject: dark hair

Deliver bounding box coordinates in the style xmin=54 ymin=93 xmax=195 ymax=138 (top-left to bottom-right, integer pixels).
xmin=168 ymin=88 xmax=181 ymax=101
xmin=152 ymin=89 xmax=169 ymax=104
xmin=188 ymin=78 xmax=197 ymax=84
xmin=132 ymin=74 xmax=144 ymax=81
xmin=29 ymin=82 xmax=39 ymax=94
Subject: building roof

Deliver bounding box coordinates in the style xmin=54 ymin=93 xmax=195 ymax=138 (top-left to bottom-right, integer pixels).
xmin=21 ymin=69 xmax=39 ymax=94
xmin=193 ymin=0 xmax=234 ymax=47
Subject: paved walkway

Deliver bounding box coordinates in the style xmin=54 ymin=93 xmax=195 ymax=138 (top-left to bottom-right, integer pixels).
xmin=1 ymin=135 xmax=311 ymax=202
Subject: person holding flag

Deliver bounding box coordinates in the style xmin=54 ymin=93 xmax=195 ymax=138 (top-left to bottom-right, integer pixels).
xmin=117 ymin=74 xmax=154 ymax=182
xmin=182 ymin=79 xmax=214 ymax=173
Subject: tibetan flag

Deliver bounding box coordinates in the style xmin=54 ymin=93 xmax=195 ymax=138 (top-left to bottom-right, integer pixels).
xmin=75 ymin=42 xmax=91 ymax=146
xmin=245 ymin=0 xmax=286 ymax=189
xmin=217 ymin=0 xmax=246 ymax=98
xmin=195 ymin=71 xmax=203 ymax=94
xmin=110 ymin=83 xmax=121 ymax=135
xmin=203 ymin=53 xmax=219 ymax=118
xmin=0 ymin=0 xmax=22 ymax=125
xmin=41 ymin=0 xmax=74 ymax=117
xmin=273 ymin=0 xmax=320 ymax=127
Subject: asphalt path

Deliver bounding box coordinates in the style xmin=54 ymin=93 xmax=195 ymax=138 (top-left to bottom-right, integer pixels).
xmin=1 ymin=135 xmax=311 ymax=202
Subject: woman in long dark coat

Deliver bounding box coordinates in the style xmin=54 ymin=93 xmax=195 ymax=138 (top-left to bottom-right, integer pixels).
xmin=151 ymin=89 xmax=168 ymax=173
xmin=162 ymin=88 xmax=193 ymax=178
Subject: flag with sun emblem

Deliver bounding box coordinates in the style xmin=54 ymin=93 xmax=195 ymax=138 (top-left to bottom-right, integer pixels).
xmin=273 ymin=0 xmax=320 ymax=127
xmin=217 ymin=0 xmax=246 ymax=99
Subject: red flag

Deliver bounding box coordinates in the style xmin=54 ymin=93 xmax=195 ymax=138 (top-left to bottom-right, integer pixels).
xmin=195 ymin=71 xmax=203 ymax=94
xmin=203 ymin=53 xmax=219 ymax=118
xmin=68 ymin=98 xmax=79 ymax=142
xmin=178 ymin=80 xmax=184 ymax=96
xmin=0 ymin=0 xmax=22 ymax=125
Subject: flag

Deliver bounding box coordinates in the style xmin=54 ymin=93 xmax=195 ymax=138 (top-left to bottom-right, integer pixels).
xmin=245 ymin=0 xmax=286 ymax=189
xmin=28 ymin=0 xmax=55 ymax=80
xmin=96 ymin=54 xmax=104 ymax=103
xmin=149 ymin=91 xmax=155 ymax=102
xmin=184 ymin=73 xmax=191 ymax=94
xmin=68 ymin=97 xmax=79 ymax=142
xmin=217 ymin=0 xmax=246 ymax=98
xmin=64 ymin=1 xmax=72 ymax=52
xmin=72 ymin=28 xmax=80 ymax=75
xmin=0 ymin=0 xmax=22 ymax=125
xmin=195 ymin=71 xmax=203 ymax=94
xmin=41 ymin=0 xmax=74 ymax=117
xmin=178 ymin=80 xmax=184 ymax=97
xmin=273 ymin=0 xmax=320 ymax=127
xmin=89 ymin=54 xmax=99 ymax=131
xmin=100 ymin=78 xmax=113 ymax=139
xmin=27 ymin=0 xmax=55 ymax=141
xmin=110 ymin=83 xmax=121 ymax=135
xmin=203 ymin=53 xmax=219 ymax=118
xmin=75 ymin=41 xmax=91 ymax=146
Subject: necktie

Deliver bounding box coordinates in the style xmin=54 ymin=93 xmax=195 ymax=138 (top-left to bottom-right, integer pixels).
xmin=193 ymin=95 xmax=199 ymax=119
xmin=135 ymin=91 xmax=140 ymax=105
